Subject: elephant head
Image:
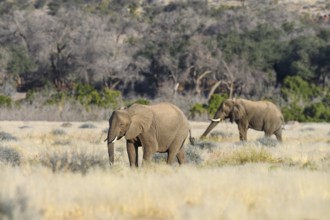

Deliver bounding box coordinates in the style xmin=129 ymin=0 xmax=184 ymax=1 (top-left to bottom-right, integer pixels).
xmin=200 ymin=99 xmax=245 ymax=138
xmin=105 ymin=106 xmax=153 ymax=165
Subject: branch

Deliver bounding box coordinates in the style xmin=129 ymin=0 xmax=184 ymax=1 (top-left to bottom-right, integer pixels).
xmin=207 ymin=80 xmax=230 ymax=101
xmin=194 ymin=70 xmax=212 ymax=96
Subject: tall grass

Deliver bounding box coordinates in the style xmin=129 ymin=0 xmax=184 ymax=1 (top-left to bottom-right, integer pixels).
xmin=0 ymin=121 xmax=329 ymax=220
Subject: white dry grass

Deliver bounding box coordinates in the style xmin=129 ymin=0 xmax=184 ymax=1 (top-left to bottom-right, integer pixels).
xmin=0 ymin=120 xmax=330 ymax=220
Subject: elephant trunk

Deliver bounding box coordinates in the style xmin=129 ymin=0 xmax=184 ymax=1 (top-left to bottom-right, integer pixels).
xmin=106 ymin=128 xmax=117 ymax=165
xmin=200 ymin=121 xmax=219 ymax=139
xmin=107 ymin=142 xmax=114 ymax=165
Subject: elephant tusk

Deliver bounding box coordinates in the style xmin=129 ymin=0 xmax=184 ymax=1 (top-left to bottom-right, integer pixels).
xmin=110 ymin=136 xmax=118 ymax=144
xmin=210 ymin=118 xmax=221 ymax=122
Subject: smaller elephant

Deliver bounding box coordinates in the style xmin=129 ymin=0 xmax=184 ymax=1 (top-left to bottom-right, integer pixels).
xmin=201 ymin=98 xmax=284 ymax=141
xmin=105 ymin=102 xmax=194 ymax=167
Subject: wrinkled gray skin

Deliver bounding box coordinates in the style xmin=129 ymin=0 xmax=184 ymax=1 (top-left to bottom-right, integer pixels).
xmin=201 ymin=99 xmax=284 ymax=141
xmin=105 ymin=103 xmax=194 ymax=167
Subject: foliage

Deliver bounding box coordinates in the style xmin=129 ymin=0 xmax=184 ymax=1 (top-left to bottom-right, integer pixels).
xmin=190 ymin=94 xmax=229 ymax=119
xmin=303 ymin=102 xmax=330 ymax=122
xmin=133 ymin=98 xmax=150 ymax=105
xmin=0 ymin=1 xmax=330 ymax=122
xmin=282 ymin=103 xmax=306 ymax=122
xmin=46 ymin=84 xmax=122 ymax=110
xmin=0 ymin=95 xmax=12 ymax=107
xmin=280 ymin=76 xmax=329 ymax=122
xmin=6 ymin=46 xmax=36 ymax=76
xmin=207 ymin=94 xmax=228 ymax=116
xmin=189 ymin=103 xmax=207 ymax=119
xmin=281 ymin=76 xmax=322 ymax=102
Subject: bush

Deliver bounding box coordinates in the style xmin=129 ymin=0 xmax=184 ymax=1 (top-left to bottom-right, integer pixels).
xmin=40 ymin=151 xmax=108 ymax=174
xmin=282 ymin=103 xmax=306 ymax=122
xmin=0 ymin=132 xmax=17 ymax=141
xmin=190 ymin=94 xmax=228 ymax=119
xmin=207 ymin=94 xmax=228 ymax=115
xmin=0 ymin=95 xmax=12 ymax=107
xmin=133 ymin=98 xmax=150 ymax=105
xmin=304 ymin=102 xmax=330 ymax=122
xmin=0 ymin=188 xmax=41 ymax=220
xmin=79 ymin=123 xmax=96 ymax=129
xmin=0 ymin=146 xmax=20 ymax=166
xmin=45 ymin=84 xmax=122 ymax=110
xmin=189 ymin=103 xmax=207 ymax=119
xmin=281 ymin=76 xmax=322 ymax=102
xmin=51 ymin=129 xmax=66 ymax=136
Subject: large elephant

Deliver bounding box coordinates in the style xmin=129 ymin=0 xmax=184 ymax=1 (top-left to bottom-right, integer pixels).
xmin=105 ymin=102 xmax=194 ymax=167
xmin=201 ymin=98 xmax=284 ymax=141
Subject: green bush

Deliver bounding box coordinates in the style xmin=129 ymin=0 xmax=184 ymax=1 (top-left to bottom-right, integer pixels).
xmin=46 ymin=84 xmax=122 ymax=110
xmin=304 ymin=102 xmax=330 ymax=122
xmin=281 ymin=103 xmax=306 ymax=122
xmin=190 ymin=94 xmax=228 ymax=119
xmin=45 ymin=92 xmax=67 ymax=105
xmin=133 ymin=98 xmax=150 ymax=105
xmin=0 ymin=95 xmax=12 ymax=107
xmin=190 ymin=103 xmax=207 ymax=118
xmin=101 ymin=88 xmax=122 ymax=109
xmin=207 ymin=94 xmax=228 ymax=115
xmin=281 ymin=76 xmax=321 ymax=102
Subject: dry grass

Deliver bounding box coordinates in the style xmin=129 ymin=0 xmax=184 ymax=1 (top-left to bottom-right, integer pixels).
xmin=0 ymin=121 xmax=330 ymax=220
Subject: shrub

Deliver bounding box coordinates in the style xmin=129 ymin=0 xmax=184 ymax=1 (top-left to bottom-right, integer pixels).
xmin=0 ymin=188 xmax=41 ymax=220
xmin=189 ymin=103 xmax=207 ymax=119
xmin=45 ymin=84 xmax=122 ymax=110
xmin=51 ymin=129 xmax=66 ymax=136
xmin=281 ymin=76 xmax=322 ymax=102
xmin=282 ymin=103 xmax=306 ymax=122
xmin=40 ymin=151 xmax=108 ymax=174
xmin=185 ymin=146 xmax=203 ymax=165
xmin=0 ymin=95 xmax=12 ymax=107
xmin=207 ymin=94 xmax=228 ymax=115
xmin=79 ymin=123 xmax=96 ymax=129
xmin=256 ymin=137 xmax=278 ymax=147
xmin=190 ymin=94 xmax=228 ymax=119
xmin=304 ymin=102 xmax=330 ymax=122
xmin=101 ymin=88 xmax=122 ymax=109
xmin=0 ymin=146 xmax=20 ymax=166
xmin=0 ymin=132 xmax=17 ymax=141
xmin=133 ymin=98 xmax=150 ymax=105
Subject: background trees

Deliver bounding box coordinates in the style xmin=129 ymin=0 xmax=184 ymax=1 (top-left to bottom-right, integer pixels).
xmin=0 ymin=0 xmax=329 ymax=121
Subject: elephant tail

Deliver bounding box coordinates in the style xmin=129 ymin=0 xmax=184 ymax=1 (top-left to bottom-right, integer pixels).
xmin=188 ymin=129 xmax=195 ymax=146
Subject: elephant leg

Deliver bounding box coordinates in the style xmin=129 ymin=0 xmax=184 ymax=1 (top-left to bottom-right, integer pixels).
xmin=167 ymin=138 xmax=186 ymax=165
xmin=238 ymin=125 xmax=248 ymax=141
xmin=167 ymin=149 xmax=178 ymax=165
xmin=274 ymin=129 xmax=283 ymax=142
xmin=127 ymin=141 xmax=139 ymax=167
xmin=141 ymin=138 xmax=158 ymax=165
xmin=176 ymin=148 xmax=185 ymax=165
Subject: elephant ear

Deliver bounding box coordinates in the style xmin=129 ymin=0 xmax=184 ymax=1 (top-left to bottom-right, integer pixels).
xmin=230 ymin=102 xmax=245 ymax=122
xmin=125 ymin=105 xmax=153 ymax=140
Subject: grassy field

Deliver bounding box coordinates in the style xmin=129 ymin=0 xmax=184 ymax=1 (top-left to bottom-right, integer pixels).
xmin=0 ymin=120 xmax=329 ymax=220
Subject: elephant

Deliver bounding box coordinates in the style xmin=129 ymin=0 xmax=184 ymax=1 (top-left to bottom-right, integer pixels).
xmin=105 ymin=102 xmax=194 ymax=167
xmin=201 ymin=98 xmax=284 ymax=142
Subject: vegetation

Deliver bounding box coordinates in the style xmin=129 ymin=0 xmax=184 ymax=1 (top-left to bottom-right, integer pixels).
xmin=1 ymin=120 xmax=329 ymax=219
xmin=0 ymin=0 xmax=329 ymax=121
